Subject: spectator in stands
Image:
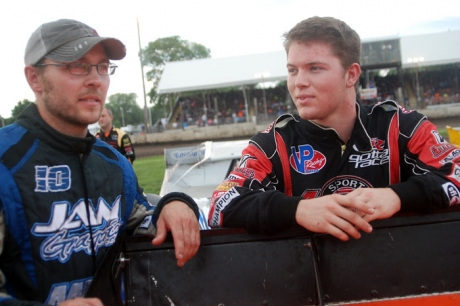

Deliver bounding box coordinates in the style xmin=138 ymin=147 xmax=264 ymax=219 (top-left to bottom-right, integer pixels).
xmin=96 ymin=107 xmax=136 ymax=164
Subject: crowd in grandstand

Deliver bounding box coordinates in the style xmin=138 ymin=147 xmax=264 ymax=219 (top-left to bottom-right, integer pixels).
xmin=174 ymin=86 xmax=291 ymax=128
xmin=357 ymin=65 xmax=459 ymax=107
xmin=420 ymin=67 xmax=460 ymax=105
xmin=165 ymin=64 xmax=458 ymax=130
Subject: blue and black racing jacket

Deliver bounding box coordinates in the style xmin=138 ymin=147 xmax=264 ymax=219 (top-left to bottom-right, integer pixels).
xmin=0 ymin=104 xmax=163 ymax=305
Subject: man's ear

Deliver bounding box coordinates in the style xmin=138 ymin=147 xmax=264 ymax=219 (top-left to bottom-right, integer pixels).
xmin=345 ymin=63 xmax=361 ymax=89
xmin=24 ymin=65 xmax=43 ymax=93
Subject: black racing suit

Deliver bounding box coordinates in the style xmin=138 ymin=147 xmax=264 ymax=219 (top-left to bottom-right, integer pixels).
xmin=95 ymin=127 xmax=136 ymax=163
xmin=208 ymin=100 xmax=460 ymax=234
xmin=0 ymin=104 xmax=196 ymax=305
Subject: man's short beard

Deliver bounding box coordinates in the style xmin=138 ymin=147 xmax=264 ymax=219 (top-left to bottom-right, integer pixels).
xmin=40 ymin=72 xmax=98 ymax=128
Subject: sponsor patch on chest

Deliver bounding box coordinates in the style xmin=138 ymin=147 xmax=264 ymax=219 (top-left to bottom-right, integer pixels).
xmin=289 ymin=145 xmax=326 ymax=175
xmin=321 ymin=175 xmax=373 ymax=195
xmin=35 ymin=165 xmax=71 ymax=192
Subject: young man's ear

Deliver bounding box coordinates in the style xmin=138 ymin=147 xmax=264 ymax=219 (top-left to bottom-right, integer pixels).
xmin=346 ymin=63 xmax=361 ymax=89
xmin=24 ymin=65 xmax=43 ymax=93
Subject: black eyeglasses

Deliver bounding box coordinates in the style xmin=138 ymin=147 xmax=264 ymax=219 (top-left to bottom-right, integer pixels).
xmin=35 ymin=62 xmax=118 ymax=76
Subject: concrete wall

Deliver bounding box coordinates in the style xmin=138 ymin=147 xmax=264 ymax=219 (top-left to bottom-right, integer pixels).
xmin=131 ymin=104 xmax=460 ymax=145
xmin=131 ymin=122 xmax=263 ymax=145
xmin=422 ymin=103 xmax=460 ymax=119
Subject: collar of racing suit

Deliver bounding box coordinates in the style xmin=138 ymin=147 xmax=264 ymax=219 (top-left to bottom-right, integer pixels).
xmin=15 ymin=103 xmax=96 ymax=154
xmin=294 ymin=100 xmax=374 ymax=153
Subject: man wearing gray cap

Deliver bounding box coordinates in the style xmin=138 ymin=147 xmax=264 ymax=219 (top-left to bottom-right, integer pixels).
xmin=0 ymin=19 xmax=200 ymax=306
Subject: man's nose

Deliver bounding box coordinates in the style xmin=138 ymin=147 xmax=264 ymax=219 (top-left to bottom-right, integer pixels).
xmin=84 ymin=66 xmax=103 ymax=88
xmin=295 ymin=71 xmax=310 ymax=88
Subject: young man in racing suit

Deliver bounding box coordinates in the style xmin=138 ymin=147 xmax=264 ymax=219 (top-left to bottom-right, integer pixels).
xmin=208 ymin=16 xmax=460 ymax=241
xmin=0 ymin=19 xmax=200 ymax=306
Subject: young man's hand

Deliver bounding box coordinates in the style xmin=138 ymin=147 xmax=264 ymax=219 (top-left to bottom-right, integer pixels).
xmin=295 ymin=188 xmax=401 ymax=241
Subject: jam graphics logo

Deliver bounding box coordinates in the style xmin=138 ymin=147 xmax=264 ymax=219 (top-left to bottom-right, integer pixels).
xmin=322 ymin=175 xmax=372 ymax=195
xmin=32 ymin=196 xmax=123 ymax=263
xmin=290 ymin=144 xmax=326 ymax=175
xmin=350 ymin=138 xmax=389 ymax=168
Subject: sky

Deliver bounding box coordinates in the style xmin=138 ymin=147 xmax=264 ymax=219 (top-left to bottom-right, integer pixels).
xmin=1 ymin=0 xmax=460 ymax=118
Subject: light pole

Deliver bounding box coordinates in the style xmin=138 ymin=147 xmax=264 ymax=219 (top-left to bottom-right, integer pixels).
xmin=137 ymin=18 xmax=150 ymax=132
xmin=120 ymin=107 xmax=125 ymax=127
xmin=255 ymin=72 xmax=270 ymax=119
xmin=415 ymin=64 xmax=420 ymax=107
xmin=241 ymin=86 xmax=249 ymax=123
xmin=408 ymin=56 xmax=424 ymax=108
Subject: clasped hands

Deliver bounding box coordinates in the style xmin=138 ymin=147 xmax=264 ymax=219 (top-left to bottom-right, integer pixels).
xmin=295 ymin=188 xmax=401 ymax=241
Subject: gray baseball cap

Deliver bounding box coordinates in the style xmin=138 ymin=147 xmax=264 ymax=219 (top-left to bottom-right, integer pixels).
xmin=25 ymin=19 xmax=126 ymax=65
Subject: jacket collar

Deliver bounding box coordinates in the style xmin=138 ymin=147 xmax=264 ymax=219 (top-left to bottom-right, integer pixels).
xmin=16 ymin=104 xmax=96 ymax=154
xmin=299 ymin=100 xmax=373 ymax=152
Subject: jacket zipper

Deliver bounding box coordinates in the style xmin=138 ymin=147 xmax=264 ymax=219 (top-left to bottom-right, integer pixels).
xmin=79 ymin=155 xmax=97 ymax=274
xmin=341 ymin=144 xmax=346 ymax=156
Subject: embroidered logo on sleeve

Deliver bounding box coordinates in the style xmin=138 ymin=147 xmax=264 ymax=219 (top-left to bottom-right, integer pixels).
xmin=139 ymin=215 xmax=152 ymax=229
xmin=210 ymin=187 xmax=240 ymax=227
xmin=442 ymin=182 xmax=460 ymax=206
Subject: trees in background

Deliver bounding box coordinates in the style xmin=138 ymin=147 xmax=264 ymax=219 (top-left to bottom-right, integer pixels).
xmin=11 ymin=99 xmax=34 ymax=119
xmin=105 ymin=93 xmax=143 ymax=128
xmin=142 ymin=36 xmax=211 ymax=124
xmin=1 ymin=99 xmax=34 ymax=126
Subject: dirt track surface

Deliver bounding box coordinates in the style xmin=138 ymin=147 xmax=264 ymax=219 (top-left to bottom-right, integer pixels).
xmin=135 ymin=116 xmax=460 ymax=158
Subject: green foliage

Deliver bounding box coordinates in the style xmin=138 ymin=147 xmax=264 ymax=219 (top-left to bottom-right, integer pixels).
xmin=143 ymin=36 xmax=211 ymax=82
xmin=105 ymin=93 xmax=143 ymax=127
xmin=1 ymin=99 xmax=34 ymax=126
xmin=2 ymin=117 xmax=14 ymax=126
xmin=11 ymin=99 xmax=34 ymax=120
xmin=142 ymin=36 xmax=211 ymax=104
xmin=133 ymin=155 xmax=165 ymax=194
